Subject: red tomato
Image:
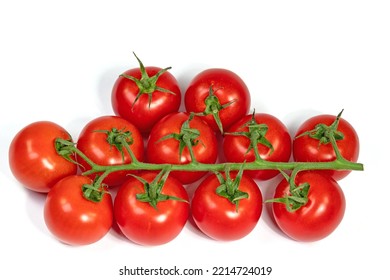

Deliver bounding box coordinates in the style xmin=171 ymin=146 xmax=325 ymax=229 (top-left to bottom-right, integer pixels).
xmin=146 ymin=112 xmax=218 ymax=185
xmin=76 ymin=116 xmax=144 ymax=187
xmin=184 ymin=68 xmax=251 ymax=133
xmin=111 ymin=54 xmax=181 ymax=134
xmin=271 ymin=172 xmax=345 ymax=242
xmin=293 ymin=113 xmax=359 ymax=180
xmin=44 ymin=175 xmax=113 ymax=246
xmin=114 ymin=172 xmax=189 ymax=246
xmin=9 ymin=121 xmax=77 ymax=193
xmin=191 ymin=173 xmax=263 ymax=241
xmin=223 ymin=113 xmax=292 ymax=180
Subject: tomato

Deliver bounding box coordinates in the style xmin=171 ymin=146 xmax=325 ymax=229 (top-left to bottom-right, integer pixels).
xmin=191 ymin=172 xmax=263 ymax=241
xmin=223 ymin=113 xmax=292 ymax=180
xmin=184 ymin=68 xmax=251 ymax=133
xmin=270 ymin=172 xmax=345 ymax=242
xmin=76 ymin=116 xmax=144 ymax=187
xmin=146 ymin=112 xmax=218 ymax=185
xmin=114 ymin=171 xmax=189 ymax=246
xmin=293 ymin=113 xmax=359 ymax=180
xmin=111 ymin=54 xmax=181 ymax=134
xmin=9 ymin=121 xmax=77 ymax=193
xmin=44 ymin=175 xmax=113 ymax=246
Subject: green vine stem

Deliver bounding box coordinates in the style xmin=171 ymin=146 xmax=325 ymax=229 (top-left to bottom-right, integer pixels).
xmin=56 ymin=137 xmax=363 ymax=176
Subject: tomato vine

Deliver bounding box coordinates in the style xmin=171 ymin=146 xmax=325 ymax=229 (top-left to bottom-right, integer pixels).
xmin=9 ymin=53 xmax=365 ymax=244
xmin=55 ymin=110 xmax=363 ymax=208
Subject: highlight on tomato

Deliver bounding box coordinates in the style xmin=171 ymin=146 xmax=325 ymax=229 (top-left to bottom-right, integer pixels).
xmin=191 ymin=169 xmax=263 ymax=241
xmin=111 ymin=53 xmax=181 ymax=134
xmin=269 ymin=171 xmax=345 ymax=242
xmin=223 ymin=112 xmax=292 ymax=180
xmin=184 ymin=68 xmax=251 ymax=134
xmin=114 ymin=171 xmax=189 ymax=246
xmin=9 ymin=121 xmax=78 ymax=193
xmin=44 ymin=175 xmax=113 ymax=246
xmin=76 ymin=115 xmax=144 ymax=187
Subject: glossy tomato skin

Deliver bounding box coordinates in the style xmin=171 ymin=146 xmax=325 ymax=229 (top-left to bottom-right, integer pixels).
xmin=44 ymin=175 xmax=113 ymax=246
xmin=76 ymin=116 xmax=144 ymax=187
xmin=271 ymin=172 xmax=345 ymax=242
xmin=112 ymin=67 xmax=181 ymax=134
xmin=293 ymin=114 xmax=359 ymax=180
xmin=223 ymin=113 xmax=292 ymax=180
xmin=191 ymin=173 xmax=263 ymax=241
xmin=114 ymin=172 xmax=189 ymax=246
xmin=146 ymin=112 xmax=218 ymax=185
xmin=184 ymin=68 xmax=251 ymax=133
xmin=9 ymin=121 xmax=77 ymax=193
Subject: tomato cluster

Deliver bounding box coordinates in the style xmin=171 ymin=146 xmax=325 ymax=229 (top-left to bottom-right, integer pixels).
xmin=8 ymin=54 xmax=361 ymax=246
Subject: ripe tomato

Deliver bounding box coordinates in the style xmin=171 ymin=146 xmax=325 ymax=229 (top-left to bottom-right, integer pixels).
xmin=184 ymin=68 xmax=251 ymax=133
xmin=271 ymin=172 xmax=345 ymax=242
xmin=293 ymin=113 xmax=359 ymax=180
xmin=191 ymin=173 xmax=263 ymax=241
xmin=9 ymin=121 xmax=77 ymax=193
xmin=114 ymin=172 xmax=189 ymax=246
xmin=223 ymin=113 xmax=292 ymax=180
xmin=111 ymin=54 xmax=181 ymax=134
xmin=76 ymin=116 xmax=144 ymax=187
xmin=44 ymin=175 xmax=113 ymax=246
xmin=146 ymin=112 xmax=218 ymax=185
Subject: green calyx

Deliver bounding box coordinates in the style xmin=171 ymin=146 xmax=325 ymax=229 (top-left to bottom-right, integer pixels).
xmin=134 ymin=169 xmax=188 ymax=209
xmin=55 ymin=137 xmax=78 ymax=165
xmin=95 ymin=128 xmax=134 ymax=161
xmin=82 ymin=177 xmax=110 ymax=203
xmin=157 ymin=113 xmax=202 ymax=162
xmin=215 ymin=165 xmax=249 ymax=212
xmin=225 ymin=110 xmax=274 ymax=161
xmin=120 ymin=52 xmax=176 ymax=109
xmin=266 ymin=170 xmax=309 ymax=212
xmin=296 ymin=109 xmax=345 ymax=146
xmin=196 ymin=85 xmax=236 ymax=134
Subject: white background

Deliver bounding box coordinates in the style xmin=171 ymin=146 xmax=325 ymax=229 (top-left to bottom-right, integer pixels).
xmin=1 ymin=1 xmax=389 ymax=279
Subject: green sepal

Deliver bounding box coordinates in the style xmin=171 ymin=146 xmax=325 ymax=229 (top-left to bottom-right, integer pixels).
xmin=94 ymin=128 xmax=133 ymax=162
xmin=81 ymin=177 xmax=109 ymax=203
xmin=134 ymin=169 xmax=188 ymax=210
xmin=296 ymin=109 xmax=345 ymax=146
xmin=225 ymin=110 xmax=274 ymax=158
xmin=156 ymin=113 xmax=202 ymax=162
xmin=265 ymin=170 xmax=310 ymax=212
xmin=198 ymin=85 xmax=237 ymax=134
xmin=120 ymin=52 xmax=176 ymax=109
xmin=54 ymin=138 xmax=79 ymax=166
xmin=215 ymin=165 xmax=249 ymax=212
